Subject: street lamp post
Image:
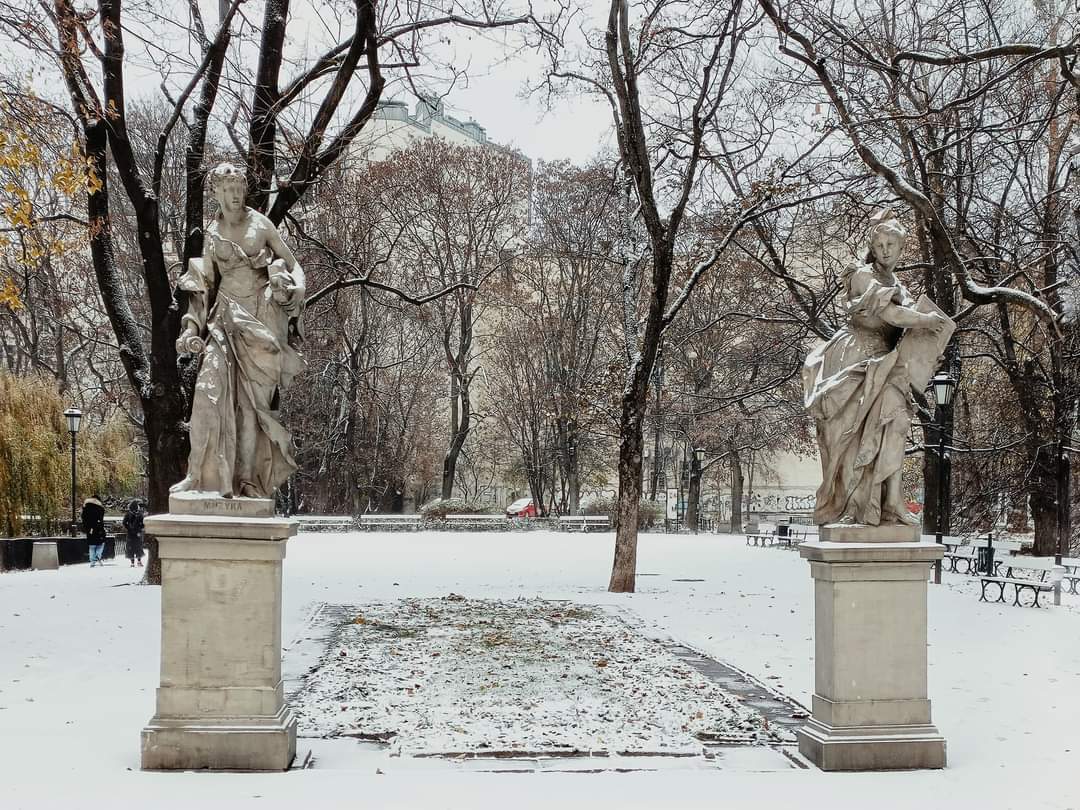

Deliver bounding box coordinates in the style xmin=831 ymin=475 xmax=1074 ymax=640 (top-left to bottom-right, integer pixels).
xmin=650 ymin=347 xmax=664 ymax=501
xmin=930 ymin=372 xmax=955 ymax=585
xmin=63 ymin=407 xmax=82 ymax=535
xmin=691 ymin=447 xmax=706 ymax=533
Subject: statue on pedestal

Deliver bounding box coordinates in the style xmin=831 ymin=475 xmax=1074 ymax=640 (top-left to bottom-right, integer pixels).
xmin=803 ymin=210 xmax=954 ymax=526
xmin=171 ymin=163 xmax=306 ymax=499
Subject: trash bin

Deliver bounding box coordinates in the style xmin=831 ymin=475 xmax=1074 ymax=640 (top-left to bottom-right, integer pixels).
xmin=777 ymin=523 xmax=790 ymax=539
xmin=976 ymin=546 xmax=995 ymax=575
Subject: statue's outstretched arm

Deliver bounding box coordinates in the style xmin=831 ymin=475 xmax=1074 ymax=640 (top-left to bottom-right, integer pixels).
xmin=881 ymin=301 xmax=941 ymax=330
xmin=849 ymin=271 xmax=944 ymax=332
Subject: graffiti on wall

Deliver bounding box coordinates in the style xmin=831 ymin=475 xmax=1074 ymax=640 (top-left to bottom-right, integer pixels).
xmin=707 ymin=491 xmax=817 ymax=521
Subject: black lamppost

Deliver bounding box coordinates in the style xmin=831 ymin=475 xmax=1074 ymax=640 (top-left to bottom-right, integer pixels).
xmin=691 ymin=447 xmax=706 ymax=533
xmin=930 ymin=372 xmax=955 ymax=585
xmin=63 ymin=406 xmax=82 ymax=535
xmin=651 ymin=347 xmax=664 ymax=501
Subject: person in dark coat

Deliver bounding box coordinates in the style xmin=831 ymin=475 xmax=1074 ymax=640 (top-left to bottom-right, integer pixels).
xmin=123 ymin=500 xmax=145 ymax=567
xmin=81 ymin=495 xmax=107 ymax=567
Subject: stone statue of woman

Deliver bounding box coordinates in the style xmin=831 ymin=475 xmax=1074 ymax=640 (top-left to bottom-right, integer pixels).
xmin=803 ymin=210 xmax=953 ymax=526
xmin=171 ymin=162 xmax=306 ymax=499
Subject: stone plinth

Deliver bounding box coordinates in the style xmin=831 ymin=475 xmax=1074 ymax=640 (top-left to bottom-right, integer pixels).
xmin=31 ymin=541 xmax=59 ymax=570
xmin=820 ymin=522 xmax=920 ymax=543
xmin=141 ymin=498 xmax=297 ymax=771
xmin=798 ymin=530 xmax=946 ymax=771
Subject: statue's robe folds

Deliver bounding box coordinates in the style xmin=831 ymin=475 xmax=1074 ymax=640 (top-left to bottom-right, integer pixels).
xmin=176 ymin=234 xmax=304 ymax=498
xmin=803 ymin=270 xmax=953 ymax=525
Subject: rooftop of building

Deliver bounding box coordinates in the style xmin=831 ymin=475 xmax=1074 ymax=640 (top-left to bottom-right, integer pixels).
xmin=374 ymin=95 xmax=488 ymax=145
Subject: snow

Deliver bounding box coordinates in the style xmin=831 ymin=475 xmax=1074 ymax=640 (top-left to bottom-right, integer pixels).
xmin=2 ymin=530 xmax=1080 ymax=809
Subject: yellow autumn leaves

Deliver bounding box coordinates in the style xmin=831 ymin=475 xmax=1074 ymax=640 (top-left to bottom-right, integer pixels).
xmin=1 ymin=126 xmax=101 ymax=310
xmin=0 ymin=276 xmax=19 ymax=310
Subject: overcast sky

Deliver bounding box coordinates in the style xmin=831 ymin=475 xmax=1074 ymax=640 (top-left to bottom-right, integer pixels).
xmin=277 ymin=2 xmax=618 ymax=165
xmin=419 ymin=38 xmax=616 ymax=165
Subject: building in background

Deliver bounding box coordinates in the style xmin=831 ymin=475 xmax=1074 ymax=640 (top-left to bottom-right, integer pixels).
xmin=357 ymin=95 xmax=489 ymax=161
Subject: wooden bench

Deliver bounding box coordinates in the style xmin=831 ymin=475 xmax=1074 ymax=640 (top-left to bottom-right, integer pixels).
xmin=557 ymin=515 xmax=610 ymax=532
xmin=357 ymin=514 xmax=421 ymax=532
xmin=444 ymin=514 xmax=507 ymax=531
xmin=980 ymin=558 xmax=1064 ymax=608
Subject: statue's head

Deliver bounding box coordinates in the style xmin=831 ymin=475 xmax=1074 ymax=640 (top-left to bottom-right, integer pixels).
xmin=865 ymin=209 xmax=906 ymax=271
xmin=208 ymin=163 xmax=247 ymax=212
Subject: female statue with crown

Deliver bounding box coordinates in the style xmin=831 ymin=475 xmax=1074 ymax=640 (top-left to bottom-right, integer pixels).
xmin=803 ymin=210 xmax=953 ymax=526
xmin=170 ymin=162 xmax=306 ymax=499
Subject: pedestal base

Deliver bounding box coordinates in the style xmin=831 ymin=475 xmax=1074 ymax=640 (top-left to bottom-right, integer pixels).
xmin=797 ymin=719 xmax=945 ymax=771
xmin=142 ymin=706 xmax=297 ymax=771
xmin=141 ymin=498 xmax=297 ymax=771
xmin=798 ymin=534 xmax=946 ymax=771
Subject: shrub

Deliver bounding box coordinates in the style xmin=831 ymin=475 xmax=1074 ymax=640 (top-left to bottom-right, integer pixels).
xmin=419 ymin=497 xmax=495 ymax=519
xmin=581 ymin=495 xmax=664 ymax=530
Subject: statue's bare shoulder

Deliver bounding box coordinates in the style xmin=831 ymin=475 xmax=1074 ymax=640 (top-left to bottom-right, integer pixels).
xmin=843 ymin=261 xmax=876 ymax=299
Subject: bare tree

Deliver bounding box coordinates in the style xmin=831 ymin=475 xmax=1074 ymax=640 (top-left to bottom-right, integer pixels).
xmin=489 ymin=160 xmax=623 ymax=514
xmin=549 ymin=0 xmax=832 ymax=590
xmin=370 ymin=138 xmax=531 ymax=500
xmin=759 ymin=0 xmax=1079 ymax=554
xmin=0 ymin=0 xmax=551 ymax=578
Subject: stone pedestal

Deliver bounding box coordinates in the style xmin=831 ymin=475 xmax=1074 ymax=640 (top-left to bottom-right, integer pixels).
xmin=797 ymin=525 xmax=946 ymax=771
xmin=31 ymin=541 xmax=59 ymax=570
xmin=141 ymin=494 xmax=297 ymax=771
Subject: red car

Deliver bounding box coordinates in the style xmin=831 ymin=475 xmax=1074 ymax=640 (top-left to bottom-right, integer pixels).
xmin=506 ymin=497 xmax=539 ymax=518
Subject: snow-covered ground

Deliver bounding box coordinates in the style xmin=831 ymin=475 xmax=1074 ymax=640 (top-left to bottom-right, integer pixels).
xmin=2 ymin=530 xmax=1079 ymax=809
xmin=290 ymin=596 xmax=790 ymax=752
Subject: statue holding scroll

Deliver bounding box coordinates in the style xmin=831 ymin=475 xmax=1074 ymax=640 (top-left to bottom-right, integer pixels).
xmin=171 ymin=163 xmax=306 ymax=499
xmin=803 ymin=210 xmax=955 ymax=526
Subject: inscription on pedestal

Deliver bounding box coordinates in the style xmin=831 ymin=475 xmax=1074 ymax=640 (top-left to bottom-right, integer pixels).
xmin=168 ymin=491 xmax=274 ymax=519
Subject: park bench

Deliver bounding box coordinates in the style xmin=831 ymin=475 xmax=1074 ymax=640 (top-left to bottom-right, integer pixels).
xmin=297 ymin=515 xmax=355 ymax=532
xmin=774 ymin=527 xmax=809 ymax=549
xmin=444 ymin=514 xmax=507 ymax=531
xmin=1061 ymin=557 xmax=1080 ymax=595
xmin=979 ymin=558 xmax=1064 ymax=608
xmin=357 ymin=514 xmax=421 ymax=532
xmin=557 ymin=515 xmax=610 ymax=532
xmin=932 ymin=535 xmax=1022 ymax=575
xmin=744 ymin=529 xmax=776 ymax=547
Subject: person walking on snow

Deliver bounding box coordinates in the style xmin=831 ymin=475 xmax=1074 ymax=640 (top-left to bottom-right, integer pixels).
xmin=123 ymin=499 xmax=145 ymax=567
xmin=81 ymin=495 xmax=107 ymax=567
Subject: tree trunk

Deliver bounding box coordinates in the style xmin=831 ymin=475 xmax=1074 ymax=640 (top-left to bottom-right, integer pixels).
xmin=1031 ymin=444 xmax=1060 ymax=556
xmin=441 ymin=371 xmax=470 ymax=499
xmin=142 ymin=392 xmax=187 ymax=584
xmin=609 ymin=416 xmax=644 ymax=592
xmin=553 ymin=423 xmax=581 ymax=515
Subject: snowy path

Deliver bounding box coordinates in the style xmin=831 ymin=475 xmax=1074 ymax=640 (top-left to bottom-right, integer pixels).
xmin=1 ymin=530 xmax=1079 ymax=809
